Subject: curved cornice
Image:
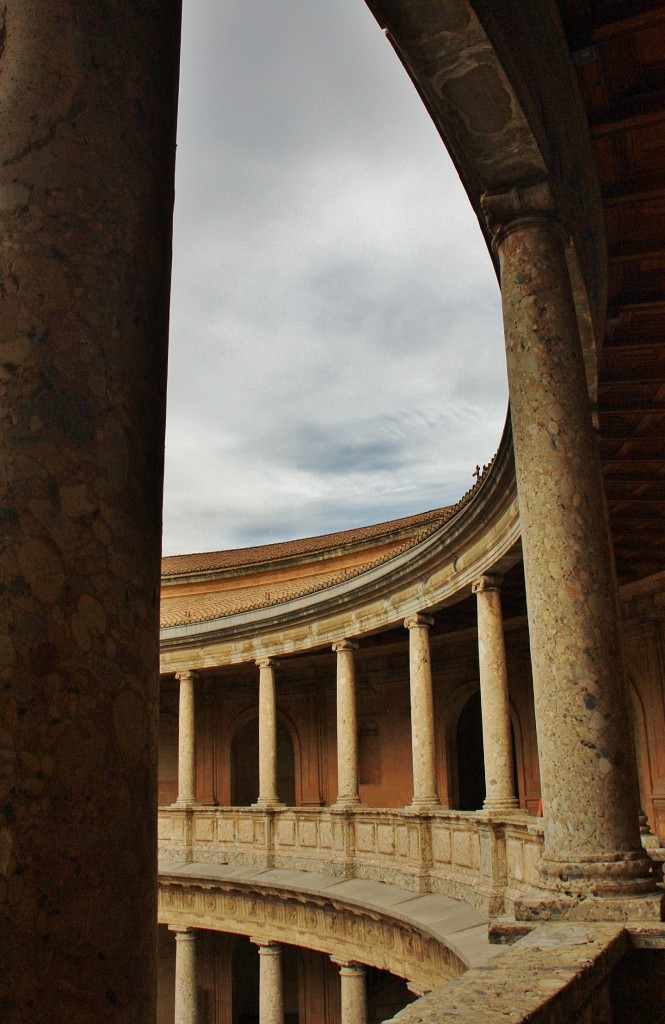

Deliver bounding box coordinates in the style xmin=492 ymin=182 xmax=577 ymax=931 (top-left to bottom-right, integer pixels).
xmin=159 ymin=420 xmax=519 ymax=671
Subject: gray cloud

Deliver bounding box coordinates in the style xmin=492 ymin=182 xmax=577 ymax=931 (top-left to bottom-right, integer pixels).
xmin=163 ymin=0 xmax=507 ymax=556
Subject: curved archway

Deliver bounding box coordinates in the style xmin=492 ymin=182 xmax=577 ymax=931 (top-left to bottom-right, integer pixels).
xmin=450 ymin=688 xmax=520 ymax=811
xmin=230 ymin=716 xmax=297 ymax=807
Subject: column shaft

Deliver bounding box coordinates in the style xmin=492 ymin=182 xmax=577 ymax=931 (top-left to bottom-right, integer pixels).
xmin=487 ymin=185 xmax=651 ymax=893
xmin=404 ymin=615 xmax=439 ymax=809
xmin=0 ymin=3 xmax=181 ymax=1020
xmin=176 ymin=671 xmax=197 ymax=805
xmin=256 ymin=659 xmax=280 ymax=806
xmin=172 ymin=928 xmax=199 ymax=1024
xmin=473 ymin=576 xmax=519 ymax=812
xmin=257 ymin=942 xmax=284 ymax=1024
xmin=337 ymin=961 xmax=368 ymax=1024
xmin=333 ymin=640 xmax=361 ymax=806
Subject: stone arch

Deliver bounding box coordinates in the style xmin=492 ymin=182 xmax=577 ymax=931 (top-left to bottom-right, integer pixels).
xmin=228 ymin=707 xmax=301 ymax=807
xmin=158 ymin=712 xmax=179 ymax=807
xmin=445 ymin=681 xmax=522 ymax=811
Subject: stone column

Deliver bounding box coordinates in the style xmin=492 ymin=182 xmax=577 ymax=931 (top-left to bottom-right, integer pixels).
xmin=333 ymin=639 xmax=361 ymax=806
xmin=175 ymin=670 xmax=197 ymax=806
xmin=170 ymin=927 xmax=199 ymax=1024
xmin=404 ymin=615 xmax=440 ymax=809
xmin=256 ymin=659 xmax=281 ymax=807
xmin=0 ymin=4 xmax=181 ymax=1021
xmin=472 ymin=575 xmax=519 ymax=813
xmin=483 ymin=182 xmax=653 ymax=897
xmin=334 ymin=960 xmax=368 ymax=1024
xmin=254 ymin=940 xmax=284 ymax=1024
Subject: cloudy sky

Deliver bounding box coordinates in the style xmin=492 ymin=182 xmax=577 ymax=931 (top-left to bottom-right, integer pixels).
xmin=162 ymin=0 xmax=507 ymax=556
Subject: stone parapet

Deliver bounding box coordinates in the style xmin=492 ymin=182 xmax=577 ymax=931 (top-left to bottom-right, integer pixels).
xmin=158 ymin=806 xmax=543 ymax=916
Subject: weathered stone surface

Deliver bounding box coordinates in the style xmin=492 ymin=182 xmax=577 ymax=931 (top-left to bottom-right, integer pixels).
xmin=0 ymin=2 xmax=180 ymax=1021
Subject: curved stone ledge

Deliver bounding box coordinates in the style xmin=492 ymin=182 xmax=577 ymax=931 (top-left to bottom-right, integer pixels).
xmin=159 ymin=426 xmax=519 ymax=670
xmin=158 ymin=806 xmax=544 ymax=917
xmin=158 ymin=862 xmax=502 ymax=994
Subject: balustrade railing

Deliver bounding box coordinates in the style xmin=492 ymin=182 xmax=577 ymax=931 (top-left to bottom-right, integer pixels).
xmin=158 ymin=805 xmax=543 ymax=916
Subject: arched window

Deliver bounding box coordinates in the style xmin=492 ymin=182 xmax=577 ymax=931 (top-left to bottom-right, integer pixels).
xmin=230 ymin=716 xmax=296 ymax=806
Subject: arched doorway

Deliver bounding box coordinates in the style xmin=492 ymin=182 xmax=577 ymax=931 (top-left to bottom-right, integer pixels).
xmin=455 ymin=690 xmax=519 ymax=811
xmin=230 ymin=716 xmax=296 ymax=806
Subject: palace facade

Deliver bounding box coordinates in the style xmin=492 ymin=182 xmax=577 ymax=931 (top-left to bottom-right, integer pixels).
xmin=2 ymin=1 xmax=665 ymax=1023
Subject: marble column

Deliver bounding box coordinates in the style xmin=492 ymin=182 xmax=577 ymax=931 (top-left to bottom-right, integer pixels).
xmin=175 ymin=670 xmax=197 ymax=806
xmin=256 ymin=658 xmax=281 ymax=807
xmin=334 ymin=960 xmax=368 ymax=1024
xmin=472 ymin=575 xmax=519 ymax=813
xmin=404 ymin=615 xmax=440 ymax=809
xmin=0 ymin=3 xmax=181 ymax=1020
xmin=171 ymin=927 xmax=199 ymax=1024
xmin=333 ymin=639 xmax=361 ymax=806
xmin=254 ymin=940 xmax=284 ymax=1024
xmin=483 ymin=182 xmax=652 ymax=895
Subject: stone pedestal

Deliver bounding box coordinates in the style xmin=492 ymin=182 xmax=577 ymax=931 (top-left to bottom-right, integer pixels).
xmin=0 ymin=3 xmax=181 ymax=1020
xmin=171 ymin=927 xmax=199 ymax=1024
xmin=484 ymin=182 xmax=654 ymax=900
xmin=472 ymin=575 xmax=519 ymax=813
xmin=333 ymin=639 xmax=361 ymax=807
xmin=175 ymin=670 xmax=197 ymax=806
xmin=404 ymin=615 xmax=440 ymax=809
xmin=335 ymin=960 xmax=368 ymax=1024
xmin=255 ymin=940 xmax=284 ymax=1024
xmin=255 ymin=659 xmax=281 ymax=807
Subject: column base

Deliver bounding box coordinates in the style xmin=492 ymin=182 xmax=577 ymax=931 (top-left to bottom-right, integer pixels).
xmin=252 ymin=800 xmax=285 ymax=809
xmin=172 ymin=799 xmax=197 ymax=809
xmin=538 ymin=848 xmax=659 ymax=895
xmin=514 ymin=888 xmax=665 ymax=923
xmin=332 ymin=799 xmax=363 ymax=810
xmin=483 ymin=799 xmax=521 ymax=814
xmin=406 ymin=799 xmax=440 ymax=813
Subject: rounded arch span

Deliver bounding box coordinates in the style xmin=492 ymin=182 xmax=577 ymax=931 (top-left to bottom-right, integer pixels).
xmin=627 ymin=674 xmax=655 ymax=831
xmin=228 ymin=705 xmax=302 ymax=808
xmin=444 ymin=680 xmax=523 ymax=811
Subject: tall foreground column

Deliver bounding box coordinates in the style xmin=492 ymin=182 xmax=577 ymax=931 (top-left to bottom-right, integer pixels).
xmin=0 ymin=3 xmax=181 ymax=1022
xmin=255 ymin=941 xmax=284 ymax=1024
xmin=256 ymin=659 xmax=281 ymax=806
xmin=404 ymin=615 xmax=440 ymax=809
xmin=171 ymin=928 xmax=200 ymax=1024
xmin=175 ymin=670 xmax=197 ymax=805
xmin=484 ymin=183 xmax=653 ymax=896
xmin=472 ymin=575 xmax=519 ymax=813
xmin=333 ymin=639 xmax=361 ymax=806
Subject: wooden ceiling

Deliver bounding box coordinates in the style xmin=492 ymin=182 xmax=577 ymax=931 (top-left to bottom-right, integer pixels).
xmin=556 ymin=1 xmax=665 ymax=581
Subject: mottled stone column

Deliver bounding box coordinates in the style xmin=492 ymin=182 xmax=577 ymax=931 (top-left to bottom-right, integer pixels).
xmin=333 ymin=639 xmax=361 ymax=807
xmin=256 ymin=658 xmax=281 ymax=807
xmin=334 ymin=960 xmax=368 ymax=1024
xmin=0 ymin=3 xmax=181 ymax=1021
xmin=170 ymin=927 xmax=199 ymax=1024
xmin=175 ymin=670 xmax=197 ymax=806
xmin=483 ymin=182 xmax=652 ymax=894
xmin=472 ymin=575 xmax=519 ymax=813
xmin=404 ymin=615 xmax=440 ymax=809
xmin=254 ymin=940 xmax=284 ymax=1024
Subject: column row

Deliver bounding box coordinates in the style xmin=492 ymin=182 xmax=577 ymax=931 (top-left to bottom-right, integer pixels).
xmin=171 ymin=577 xmax=518 ymax=812
xmin=169 ymin=928 xmax=368 ymax=1024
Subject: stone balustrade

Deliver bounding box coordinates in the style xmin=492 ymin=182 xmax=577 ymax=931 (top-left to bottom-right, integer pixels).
xmin=158 ymin=806 xmax=543 ymax=916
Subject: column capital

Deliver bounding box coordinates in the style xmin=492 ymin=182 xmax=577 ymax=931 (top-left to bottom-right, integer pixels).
xmin=255 ymin=657 xmax=276 ymax=669
xmin=175 ymin=669 xmax=198 ymax=683
xmin=472 ymin=574 xmax=503 ymax=595
xmin=331 ymin=957 xmax=365 ymax=974
xmin=251 ymin=937 xmax=282 ymax=953
xmin=169 ymin=925 xmax=196 ymax=936
xmin=480 ymin=180 xmax=565 ymax=250
xmin=332 ymin=638 xmax=359 ymax=653
xmin=404 ymin=613 xmax=434 ymax=631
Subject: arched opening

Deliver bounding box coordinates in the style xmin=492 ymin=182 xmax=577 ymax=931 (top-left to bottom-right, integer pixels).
xmin=454 ymin=690 xmax=519 ymax=811
xmin=158 ymin=713 xmax=179 ymax=807
xmin=230 ymin=716 xmax=296 ymax=806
